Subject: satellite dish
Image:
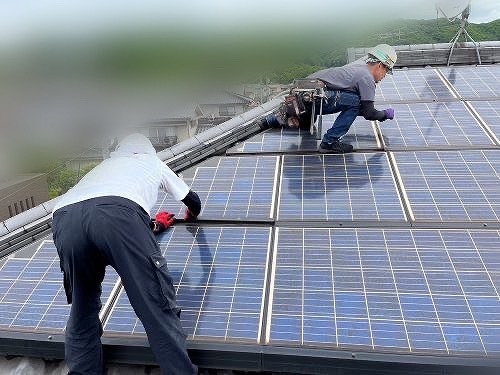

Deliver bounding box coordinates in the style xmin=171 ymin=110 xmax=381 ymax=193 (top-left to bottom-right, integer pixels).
xmin=436 ymin=0 xmax=470 ymax=21
xmin=434 ymin=0 xmax=481 ymax=65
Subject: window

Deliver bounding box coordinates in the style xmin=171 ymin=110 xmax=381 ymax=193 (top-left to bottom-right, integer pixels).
xmin=25 ymin=198 xmax=30 ymax=209
xmin=31 ymin=197 xmax=35 ymax=207
xmin=14 ymin=203 xmax=19 ymax=215
xmin=20 ymin=200 xmax=25 ymax=212
xmin=220 ymin=105 xmax=237 ymax=116
xmin=8 ymin=205 xmax=13 ymax=218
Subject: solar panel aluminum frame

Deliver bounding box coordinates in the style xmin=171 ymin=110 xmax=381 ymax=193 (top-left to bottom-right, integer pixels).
xmin=374 ymin=102 xmax=499 ymax=152
xmin=102 ymin=225 xmax=273 ymax=346
xmin=390 ymin=150 xmax=500 ymax=226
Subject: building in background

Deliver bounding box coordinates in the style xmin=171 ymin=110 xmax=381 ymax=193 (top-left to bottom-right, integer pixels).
xmin=0 ymin=174 xmax=49 ymax=221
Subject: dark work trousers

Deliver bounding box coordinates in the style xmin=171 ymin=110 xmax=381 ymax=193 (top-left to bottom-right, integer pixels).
xmin=52 ymin=196 xmax=197 ymax=375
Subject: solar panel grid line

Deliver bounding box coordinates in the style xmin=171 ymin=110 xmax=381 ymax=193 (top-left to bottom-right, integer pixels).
xmin=465 ymin=101 xmax=500 ymax=145
xmin=378 ymin=102 xmax=495 ymax=150
xmin=223 ymin=227 xmax=248 ymax=340
xmin=269 ymin=229 xmax=500 ymax=355
xmin=327 ymin=226 xmax=339 ymax=347
xmin=0 ymin=241 xmax=60 ymax=331
xmin=279 ymin=154 xmax=407 ymax=222
xmin=221 ymin=158 xmax=239 ymax=218
xmin=104 ymin=226 xmax=271 ymax=343
xmin=392 ymin=150 xmax=500 ymax=223
xmin=375 ymin=69 xmax=456 ymax=102
xmin=0 ymin=240 xmax=119 ymax=334
xmin=436 ymin=153 xmax=472 ymax=222
xmin=439 ymin=66 xmax=500 ymax=99
xmin=0 ymin=241 xmax=64 ymax=332
xmin=381 ymin=230 xmax=412 ymax=351
xmin=467 ymin=233 xmax=500 ymax=301
xmin=154 ymin=156 xmax=278 ymax=221
xmin=354 ymin=229 xmax=375 ymax=349
xmin=191 ymin=227 xmax=222 ymax=338
xmin=456 ymin=152 xmax=499 ymax=222
xmin=437 ymin=231 xmax=487 ymax=354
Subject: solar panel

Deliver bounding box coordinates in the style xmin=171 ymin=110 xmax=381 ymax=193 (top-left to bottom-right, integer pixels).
xmin=0 ymin=240 xmax=119 ymax=333
xmin=393 ymin=150 xmax=500 ymax=222
xmin=104 ymin=226 xmax=270 ymax=342
xmin=469 ymin=100 xmax=500 ymax=143
xmin=375 ymin=69 xmax=455 ymax=102
xmin=152 ymin=156 xmax=279 ymax=221
xmin=227 ymin=115 xmax=380 ymax=154
xmin=379 ymin=102 xmax=495 ymax=150
xmin=269 ymin=228 xmax=500 ymax=356
xmin=440 ymin=66 xmax=500 ymax=99
xmin=278 ymin=153 xmax=406 ymax=221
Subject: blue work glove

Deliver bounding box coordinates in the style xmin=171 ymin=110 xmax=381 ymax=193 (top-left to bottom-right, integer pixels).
xmin=384 ymin=108 xmax=395 ymax=120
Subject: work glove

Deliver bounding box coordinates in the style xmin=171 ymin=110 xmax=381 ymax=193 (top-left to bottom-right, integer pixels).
xmin=151 ymin=212 xmax=175 ymax=233
xmin=184 ymin=208 xmax=197 ymax=222
xmin=384 ymin=108 xmax=395 ymax=120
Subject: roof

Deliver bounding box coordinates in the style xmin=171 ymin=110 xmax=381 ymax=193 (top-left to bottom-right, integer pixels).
xmin=197 ymin=91 xmax=253 ymax=105
xmin=1 ymin=43 xmax=500 ymax=374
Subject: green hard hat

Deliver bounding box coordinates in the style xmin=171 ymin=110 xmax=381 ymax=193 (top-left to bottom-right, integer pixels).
xmin=368 ymin=44 xmax=397 ymax=73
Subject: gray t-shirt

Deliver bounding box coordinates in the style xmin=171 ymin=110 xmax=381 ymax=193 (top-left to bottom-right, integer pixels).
xmin=308 ymin=63 xmax=376 ymax=101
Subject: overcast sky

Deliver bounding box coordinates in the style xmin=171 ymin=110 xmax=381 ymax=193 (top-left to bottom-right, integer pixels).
xmin=0 ymin=0 xmax=497 ymax=46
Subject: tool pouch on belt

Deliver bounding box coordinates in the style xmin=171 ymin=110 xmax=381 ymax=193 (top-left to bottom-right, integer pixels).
xmin=278 ymin=79 xmax=326 ymax=129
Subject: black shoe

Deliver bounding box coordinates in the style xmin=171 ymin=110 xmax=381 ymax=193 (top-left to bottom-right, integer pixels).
xmin=319 ymin=141 xmax=354 ymax=154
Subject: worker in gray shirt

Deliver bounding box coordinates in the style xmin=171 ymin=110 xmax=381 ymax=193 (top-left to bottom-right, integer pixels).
xmin=261 ymin=44 xmax=397 ymax=153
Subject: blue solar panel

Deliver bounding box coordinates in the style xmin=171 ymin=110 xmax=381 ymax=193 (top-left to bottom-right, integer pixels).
xmin=278 ymin=153 xmax=406 ymax=221
xmin=104 ymin=226 xmax=270 ymax=342
xmin=0 ymin=240 xmax=119 ymax=333
xmin=379 ymin=102 xmax=495 ymax=149
xmin=375 ymin=69 xmax=455 ymax=102
xmin=468 ymin=100 xmax=500 ymax=143
xmin=151 ymin=157 xmax=278 ymax=221
xmin=228 ymin=115 xmax=380 ymax=154
xmin=393 ymin=150 xmax=500 ymax=222
xmin=269 ymin=228 xmax=500 ymax=356
xmin=440 ymin=66 xmax=500 ymax=98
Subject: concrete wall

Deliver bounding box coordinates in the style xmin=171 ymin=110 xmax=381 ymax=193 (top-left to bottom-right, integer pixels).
xmin=0 ymin=175 xmax=49 ymax=221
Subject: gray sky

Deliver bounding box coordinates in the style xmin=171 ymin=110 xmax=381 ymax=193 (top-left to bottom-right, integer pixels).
xmin=0 ymin=0 xmax=497 ymax=46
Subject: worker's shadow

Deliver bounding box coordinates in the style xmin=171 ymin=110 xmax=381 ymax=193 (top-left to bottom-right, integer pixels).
xmin=281 ymin=152 xmax=385 ymax=201
xmin=169 ymin=226 xmax=213 ymax=336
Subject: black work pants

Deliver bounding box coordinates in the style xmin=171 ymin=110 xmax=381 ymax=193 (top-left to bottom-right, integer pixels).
xmin=52 ymin=196 xmax=197 ymax=375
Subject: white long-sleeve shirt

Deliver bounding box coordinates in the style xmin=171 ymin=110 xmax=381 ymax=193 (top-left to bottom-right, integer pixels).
xmin=53 ymin=134 xmax=189 ymax=215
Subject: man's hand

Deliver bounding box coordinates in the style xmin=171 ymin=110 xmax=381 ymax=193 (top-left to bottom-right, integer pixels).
xmin=152 ymin=212 xmax=175 ymax=233
xmin=384 ymin=108 xmax=395 ymax=120
xmin=184 ymin=208 xmax=197 ymax=222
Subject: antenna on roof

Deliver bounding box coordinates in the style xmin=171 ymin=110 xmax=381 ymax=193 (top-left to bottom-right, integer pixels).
xmin=435 ymin=0 xmax=481 ymax=65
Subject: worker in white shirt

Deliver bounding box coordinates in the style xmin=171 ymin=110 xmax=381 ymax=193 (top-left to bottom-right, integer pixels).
xmin=51 ymin=133 xmax=200 ymax=375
